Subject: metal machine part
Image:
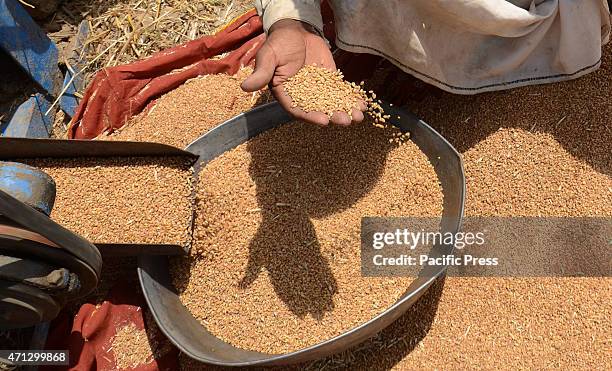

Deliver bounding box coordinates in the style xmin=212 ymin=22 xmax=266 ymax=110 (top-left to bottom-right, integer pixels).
xmin=0 ymin=139 xmax=198 ymax=257
xmin=0 ymin=0 xmax=59 ymax=137
xmin=0 ymin=162 xmax=56 ymax=215
xmin=0 ymin=162 xmax=98 ymax=328
xmin=0 ymin=0 xmax=88 ymax=137
xmin=138 ymin=102 xmax=466 ymax=366
xmin=0 ymin=221 xmax=98 ymax=301
xmin=0 ymin=254 xmax=80 ymax=327
xmin=0 ymin=139 xmax=199 ymax=327
xmin=0 ymin=281 xmax=60 ymax=326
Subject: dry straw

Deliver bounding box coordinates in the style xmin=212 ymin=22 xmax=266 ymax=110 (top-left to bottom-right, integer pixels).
xmin=51 ymin=0 xmax=253 ymax=101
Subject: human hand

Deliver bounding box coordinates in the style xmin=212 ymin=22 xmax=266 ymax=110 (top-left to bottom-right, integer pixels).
xmin=241 ymin=19 xmax=365 ymax=126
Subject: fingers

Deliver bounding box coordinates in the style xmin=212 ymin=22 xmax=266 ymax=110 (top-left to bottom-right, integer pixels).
xmin=356 ymin=99 xmax=367 ymax=112
xmin=350 ymin=108 xmax=365 ymax=124
xmin=330 ymin=112 xmax=351 ymax=126
xmin=273 ymin=85 xmax=330 ymax=126
xmin=328 ymin=106 xmax=365 ymax=126
xmin=295 ymin=110 xmax=331 ymax=127
xmin=273 ymin=85 xmax=368 ymax=127
xmin=241 ymin=44 xmax=277 ymax=92
xmin=348 ymin=99 xmax=367 ymax=124
xmin=330 ymin=99 xmax=366 ymax=125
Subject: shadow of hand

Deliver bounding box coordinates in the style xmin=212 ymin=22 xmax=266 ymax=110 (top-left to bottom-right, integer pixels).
xmin=239 ymin=210 xmax=337 ymax=319
xmin=238 ymin=121 xmax=393 ymax=319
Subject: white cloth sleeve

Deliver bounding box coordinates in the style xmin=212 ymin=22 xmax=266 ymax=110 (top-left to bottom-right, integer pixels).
xmin=255 ymin=0 xmax=324 ymax=34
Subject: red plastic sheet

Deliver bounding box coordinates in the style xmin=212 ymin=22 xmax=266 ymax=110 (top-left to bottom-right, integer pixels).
xmin=43 ymin=285 xmax=178 ymax=371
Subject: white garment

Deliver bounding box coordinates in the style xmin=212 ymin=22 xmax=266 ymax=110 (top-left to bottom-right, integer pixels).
xmin=255 ymin=0 xmax=611 ymax=94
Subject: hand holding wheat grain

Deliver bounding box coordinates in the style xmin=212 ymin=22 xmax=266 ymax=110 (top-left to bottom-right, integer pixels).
xmin=241 ymin=19 xmax=365 ymax=126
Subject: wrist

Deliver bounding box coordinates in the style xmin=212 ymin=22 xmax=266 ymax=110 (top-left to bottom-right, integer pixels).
xmin=269 ymin=19 xmax=321 ymax=37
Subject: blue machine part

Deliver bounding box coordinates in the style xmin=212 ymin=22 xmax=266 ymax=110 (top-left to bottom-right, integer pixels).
xmin=0 ymin=93 xmax=55 ymax=138
xmin=0 ymin=0 xmax=58 ymax=94
xmin=59 ymin=20 xmax=89 ymax=118
xmin=0 ymin=0 xmax=59 ymax=138
xmin=0 ymin=161 xmax=56 ymax=215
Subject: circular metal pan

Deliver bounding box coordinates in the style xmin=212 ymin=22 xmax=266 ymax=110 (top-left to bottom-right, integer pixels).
xmin=138 ymin=102 xmax=465 ymax=366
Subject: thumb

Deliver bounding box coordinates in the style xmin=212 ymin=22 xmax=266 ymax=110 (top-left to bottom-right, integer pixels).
xmin=241 ymin=44 xmax=277 ymax=92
